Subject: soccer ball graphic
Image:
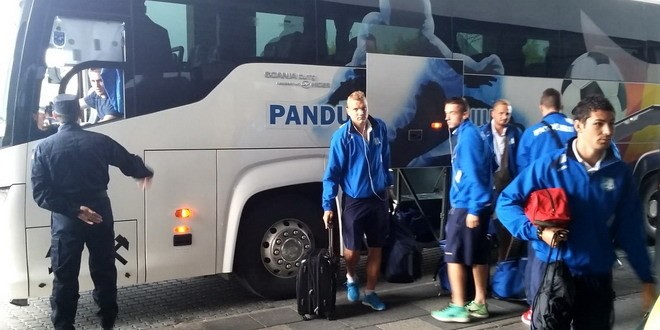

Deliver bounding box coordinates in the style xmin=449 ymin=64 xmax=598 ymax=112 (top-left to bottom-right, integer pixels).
xmin=561 ymin=52 xmax=626 ymax=113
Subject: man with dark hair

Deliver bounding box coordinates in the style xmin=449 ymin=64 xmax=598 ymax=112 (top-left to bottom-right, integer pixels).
xmin=31 ymin=94 xmax=154 ymax=330
xmin=517 ymin=88 xmax=575 ymax=171
xmin=322 ymin=90 xmax=391 ymax=311
xmin=79 ymin=68 xmax=122 ymax=123
xmin=514 ymin=88 xmax=576 ymax=324
xmin=497 ymin=95 xmax=656 ymax=329
xmin=432 ymin=97 xmax=492 ymax=323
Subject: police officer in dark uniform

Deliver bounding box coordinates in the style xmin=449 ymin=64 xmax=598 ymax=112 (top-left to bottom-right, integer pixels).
xmin=31 ymin=94 xmax=154 ymax=330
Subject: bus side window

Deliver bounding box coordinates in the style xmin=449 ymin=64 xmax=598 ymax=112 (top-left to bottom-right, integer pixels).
xmin=129 ymin=1 xmax=192 ymax=116
xmin=260 ymin=15 xmax=304 ymax=59
xmin=648 ymin=41 xmax=660 ymax=64
xmin=521 ymin=39 xmax=551 ymax=77
xmin=134 ymin=20 xmax=174 ymax=76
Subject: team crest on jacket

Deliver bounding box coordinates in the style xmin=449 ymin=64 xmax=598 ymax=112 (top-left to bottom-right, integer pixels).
xmin=558 ymin=153 xmax=568 ymax=171
xmin=601 ymin=178 xmax=615 ymax=191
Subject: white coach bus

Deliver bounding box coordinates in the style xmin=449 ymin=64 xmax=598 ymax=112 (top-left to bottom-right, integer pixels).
xmin=0 ymin=0 xmax=658 ymax=303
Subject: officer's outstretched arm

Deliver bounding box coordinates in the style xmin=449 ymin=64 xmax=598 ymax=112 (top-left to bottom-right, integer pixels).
xmin=136 ymin=176 xmax=152 ymax=190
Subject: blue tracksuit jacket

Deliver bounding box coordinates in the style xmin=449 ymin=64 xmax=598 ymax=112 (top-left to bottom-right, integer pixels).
xmin=479 ymin=121 xmax=523 ymax=179
xmin=322 ymin=116 xmax=392 ymax=211
xmin=516 ymin=112 xmax=575 ymax=173
xmin=496 ymin=139 xmax=653 ymax=282
xmin=449 ymin=119 xmax=491 ymax=215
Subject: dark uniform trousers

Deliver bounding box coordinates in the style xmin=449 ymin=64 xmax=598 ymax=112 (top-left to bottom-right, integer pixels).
xmin=50 ymin=195 xmax=117 ymax=330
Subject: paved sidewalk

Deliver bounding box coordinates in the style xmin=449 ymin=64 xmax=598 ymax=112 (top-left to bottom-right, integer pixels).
xmin=159 ymin=256 xmax=648 ymax=330
xmin=161 ymin=287 xmax=646 ymax=330
xmin=161 ymin=274 xmax=529 ymax=330
xmin=3 ymin=249 xmax=649 ymax=329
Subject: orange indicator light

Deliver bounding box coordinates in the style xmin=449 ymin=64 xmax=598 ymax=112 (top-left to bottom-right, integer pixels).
xmin=173 ymin=225 xmax=190 ymax=234
xmin=175 ymin=208 xmax=192 ymax=219
xmin=431 ymin=122 xmax=443 ymax=130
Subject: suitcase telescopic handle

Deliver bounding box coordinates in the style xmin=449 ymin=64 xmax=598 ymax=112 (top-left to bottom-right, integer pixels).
xmin=327 ymin=224 xmax=334 ymax=257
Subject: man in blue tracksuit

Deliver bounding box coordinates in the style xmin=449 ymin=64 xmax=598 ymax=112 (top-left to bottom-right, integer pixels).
xmin=497 ymin=95 xmax=656 ymax=329
xmin=515 ymin=88 xmax=576 ymax=325
xmin=322 ymin=91 xmax=391 ymax=311
xmin=517 ymin=88 xmax=576 ymax=172
xmin=479 ymin=99 xmax=523 ymax=261
xmin=432 ymin=97 xmax=492 ymax=323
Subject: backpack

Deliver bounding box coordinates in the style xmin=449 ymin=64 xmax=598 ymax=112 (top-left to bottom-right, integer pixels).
xmin=531 ymin=245 xmax=575 ymax=330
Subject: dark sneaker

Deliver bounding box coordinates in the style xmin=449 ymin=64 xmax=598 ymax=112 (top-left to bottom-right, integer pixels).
xmin=465 ymin=300 xmax=489 ymax=319
xmin=346 ymin=282 xmax=360 ymax=302
xmin=431 ymin=304 xmax=470 ymax=323
xmin=362 ymin=292 xmax=386 ymax=311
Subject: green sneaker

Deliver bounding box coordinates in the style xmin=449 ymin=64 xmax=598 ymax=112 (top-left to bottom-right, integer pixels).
xmin=431 ymin=303 xmax=470 ymax=323
xmin=465 ymin=300 xmax=489 ymax=319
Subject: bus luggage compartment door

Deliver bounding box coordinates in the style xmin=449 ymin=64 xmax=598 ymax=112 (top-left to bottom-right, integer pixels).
xmin=144 ymin=150 xmax=217 ymax=282
xmin=25 ymin=220 xmax=138 ymax=297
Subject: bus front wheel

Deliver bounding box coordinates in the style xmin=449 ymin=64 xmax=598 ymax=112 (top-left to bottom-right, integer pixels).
xmin=234 ymin=194 xmax=325 ymax=299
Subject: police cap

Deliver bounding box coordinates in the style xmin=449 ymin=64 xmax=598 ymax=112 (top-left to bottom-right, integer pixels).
xmin=52 ymin=94 xmax=79 ymax=116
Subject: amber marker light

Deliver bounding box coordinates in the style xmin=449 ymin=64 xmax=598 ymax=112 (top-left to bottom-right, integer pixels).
xmin=175 ymin=208 xmax=192 ymax=219
xmin=173 ymin=225 xmax=190 ymax=234
xmin=431 ymin=122 xmax=443 ymax=130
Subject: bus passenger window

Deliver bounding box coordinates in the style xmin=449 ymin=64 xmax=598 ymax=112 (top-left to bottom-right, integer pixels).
xmin=255 ymin=8 xmax=317 ymax=63
xmin=129 ymin=0 xmax=193 ymax=116
xmin=133 ymin=2 xmax=175 ymax=76
xmin=259 ymin=14 xmax=304 ymax=59
xmin=457 ymin=32 xmax=483 ymax=57
xmin=522 ymin=39 xmax=550 ymax=76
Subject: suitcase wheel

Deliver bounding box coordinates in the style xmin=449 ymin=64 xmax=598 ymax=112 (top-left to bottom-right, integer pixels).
xmin=302 ymin=314 xmax=314 ymax=321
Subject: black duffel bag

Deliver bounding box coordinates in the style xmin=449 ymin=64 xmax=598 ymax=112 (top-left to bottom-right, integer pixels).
xmin=382 ymin=215 xmax=422 ymax=283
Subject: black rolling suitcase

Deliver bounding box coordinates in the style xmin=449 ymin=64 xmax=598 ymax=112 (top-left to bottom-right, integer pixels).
xmin=296 ymin=227 xmax=338 ymax=320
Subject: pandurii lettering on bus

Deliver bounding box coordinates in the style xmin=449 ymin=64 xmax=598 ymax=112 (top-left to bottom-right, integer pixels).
xmin=269 ymin=104 xmax=349 ymax=125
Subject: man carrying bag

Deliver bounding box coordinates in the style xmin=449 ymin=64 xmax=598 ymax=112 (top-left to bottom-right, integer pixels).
xmin=496 ymin=95 xmax=656 ymax=329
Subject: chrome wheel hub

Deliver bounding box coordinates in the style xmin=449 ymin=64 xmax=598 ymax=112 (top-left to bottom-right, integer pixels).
xmin=260 ymin=219 xmax=313 ymax=278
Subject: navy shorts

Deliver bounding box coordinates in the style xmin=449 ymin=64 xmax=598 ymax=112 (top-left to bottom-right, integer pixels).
xmin=341 ymin=194 xmax=389 ymax=250
xmin=570 ymin=273 xmax=614 ymax=329
xmin=443 ymin=207 xmax=491 ymax=265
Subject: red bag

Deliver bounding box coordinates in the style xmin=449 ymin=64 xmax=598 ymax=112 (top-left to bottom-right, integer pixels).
xmin=524 ymin=188 xmax=571 ymax=228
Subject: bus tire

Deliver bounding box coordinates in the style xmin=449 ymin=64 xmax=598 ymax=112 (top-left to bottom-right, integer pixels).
xmin=234 ymin=194 xmax=325 ymax=299
xmin=641 ymin=173 xmax=659 ymax=244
